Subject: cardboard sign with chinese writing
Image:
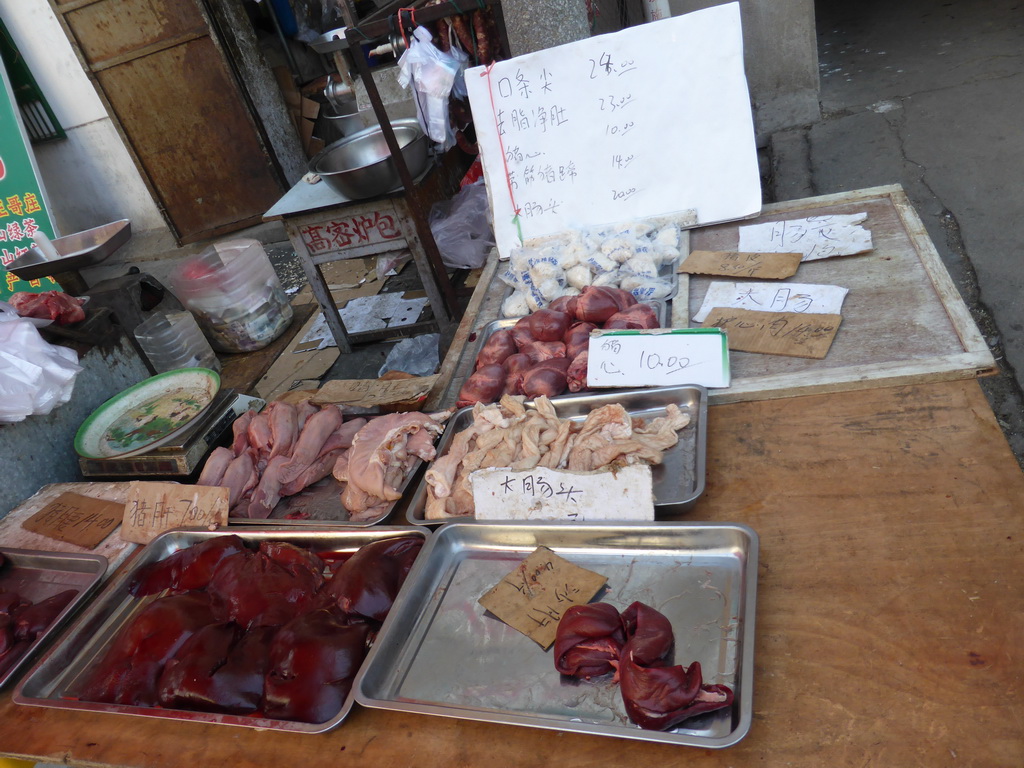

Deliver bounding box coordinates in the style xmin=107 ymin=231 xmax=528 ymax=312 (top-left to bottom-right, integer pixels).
xmin=678 ymin=250 xmax=802 ymax=279
xmin=21 ymin=492 xmax=122 ymax=548
xmin=120 ymin=482 xmax=229 ymax=545
xmin=311 ymin=375 xmax=439 ymax=409
xmin=704 ymin=308 xmax=842 ymax=359
xmin=478 ymin=546 xmax=607 ymax=649
xmin=472 ymin=465 xmax=654 ymax=522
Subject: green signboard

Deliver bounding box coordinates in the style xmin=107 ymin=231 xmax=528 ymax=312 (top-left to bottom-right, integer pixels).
xmin=0 ymin=57 xmax=60 ymax=300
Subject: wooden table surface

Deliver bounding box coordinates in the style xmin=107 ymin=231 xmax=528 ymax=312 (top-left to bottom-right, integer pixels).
xmin=1 ymin=378 xmax=1021 ymax=767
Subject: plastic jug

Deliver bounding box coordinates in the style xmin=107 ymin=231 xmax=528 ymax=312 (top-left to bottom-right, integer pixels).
xmin=134 ymin=310 xmax=220 ymax=373
xmin=168 ymin=239 xmax=293 ymax=353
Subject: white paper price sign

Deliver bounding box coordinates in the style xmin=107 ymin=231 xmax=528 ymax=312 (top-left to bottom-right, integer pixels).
xmin=472 ymin=465 xmax=654 ymax=522
xmin=587 ymin=329 xmax=730 ymax=388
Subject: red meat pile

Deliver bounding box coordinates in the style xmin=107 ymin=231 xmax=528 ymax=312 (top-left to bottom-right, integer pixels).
xmin=554 ymin=600 xmax=734 ymax=731
xmin=458 ymin=286 xmax=660 ymax=407
xmin=78 ymin=535 xmax=422 ymax=724
xmin=0 ymin=553 xmax=77 ymax=678
xmin=8 ymin=291 xmax=85 ymax=325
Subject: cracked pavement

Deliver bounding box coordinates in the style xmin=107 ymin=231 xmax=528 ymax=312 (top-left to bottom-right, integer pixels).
xmin=768 ymin=0 xmax=1024 ymax=465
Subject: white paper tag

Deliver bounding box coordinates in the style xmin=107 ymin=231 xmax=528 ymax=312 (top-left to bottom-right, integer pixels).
xmin=738 ymin=213 xmax=873 ymax=261
xmin=586 ymin=328 xmax=729 ymax=388
xmin=472 ymin=465 xmax=654 ymax=521
xmin=692 ymin=281 xmax=849 ymax=323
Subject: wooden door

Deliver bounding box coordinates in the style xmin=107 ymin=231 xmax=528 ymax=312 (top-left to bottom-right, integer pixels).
xmin=49 ymin=0 xmax=285 ymax=244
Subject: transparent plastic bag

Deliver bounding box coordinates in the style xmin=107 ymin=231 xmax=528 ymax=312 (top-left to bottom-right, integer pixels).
xmin=397 ymin=26 xmax=469 ymax=149
xmin=0 ymin=301 xmax=82 ymax=423
xmin=429 ymin=181 xmax=496 ymax=269
xmin=378 ymin=333 xmax=440 ymax=377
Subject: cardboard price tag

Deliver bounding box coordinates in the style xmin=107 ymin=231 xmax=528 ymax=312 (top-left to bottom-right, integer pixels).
xmin=472 ymin=465 xmax=654 ymax=522
xmin=678 ymin=250 xmax=802 ymax=279
xmin=311 ymin=375 xmax=439 ymax=409
xmin=21 ymin=492 xmax=122 ymax=548
xmin=478 ymin=546 xmax=607 ymax=649
xmin=704 ymin=308 xmax=842 ymax=358
xmin=121 ymin=482 xmax=229 ymax=545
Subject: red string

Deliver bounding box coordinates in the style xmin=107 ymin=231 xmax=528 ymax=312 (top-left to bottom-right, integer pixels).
xmin=480 ymin=63 xmax=522 ymax=229
xmin=397 ymin=8 xmax=418 ymax=50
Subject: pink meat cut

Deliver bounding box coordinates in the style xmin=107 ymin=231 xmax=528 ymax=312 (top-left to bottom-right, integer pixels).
xmin=277 ymin=406 xmax=343 ymax=485
xmin=340 ymin=412 xmax=444 ymax=516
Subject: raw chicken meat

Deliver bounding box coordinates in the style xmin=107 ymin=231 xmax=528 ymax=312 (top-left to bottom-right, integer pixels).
xmin=266 ymin=401 xmax=299 ymax=460
xmin=277 ymin=405 xmax=343 ymax=486
xmin=230 ymin=410 xmax=256 ymax=455
xmin=338 ymin=412 xmax=446 ymax=518
xmin=196 ymin=446 xmax=233 ymax=487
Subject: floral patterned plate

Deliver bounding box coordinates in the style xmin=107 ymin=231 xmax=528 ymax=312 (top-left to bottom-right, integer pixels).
xmin=74 ymin=368 xmax=220 ymax=460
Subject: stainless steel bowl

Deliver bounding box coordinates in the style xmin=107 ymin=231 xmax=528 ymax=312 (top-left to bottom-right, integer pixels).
xmin=310 ymin=119 xmax=429 ymax=199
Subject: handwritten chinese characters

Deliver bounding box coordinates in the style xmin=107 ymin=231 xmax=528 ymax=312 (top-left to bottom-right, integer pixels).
xmin=738 ymin=213 xmax=873 ymax=261
xmin=678 ymin=250 xmax=803 ymax=280
xmin=465 ymin=2 xmax=761 ymax=257
xmin=704 ymin=308 xmax=843 ymax=359
xmin=477 ymin=546 xmax=608 ymax=648
xmin=21 ymin=492 xmax=122 ymax=549
xmin=586 ymin=329 xmax=730 ymax=389
xmin=692 ymin=281 xmax=850 ymax=324
xmin=472 ymin=465 xmax=654 ymax=522
xmin=120 ymin=482 xmax=229 ymax=545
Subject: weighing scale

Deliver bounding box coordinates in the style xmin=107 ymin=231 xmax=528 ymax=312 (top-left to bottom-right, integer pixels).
xmin=78 ymin=391 xmax=264 ymax=478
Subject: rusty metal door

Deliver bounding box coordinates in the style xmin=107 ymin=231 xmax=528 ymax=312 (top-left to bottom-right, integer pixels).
xmin=50 ymin=0 xmax=285 ymax=244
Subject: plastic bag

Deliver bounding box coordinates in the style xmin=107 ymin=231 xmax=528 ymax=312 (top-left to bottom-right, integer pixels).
xmin=378 ymin=333 xmax=440 ymax=377
xmin=0 ymin=301 xmax=82 ymax=423
xmin=397 ymin=26 xmax=468 ymax=149
xmin=429 ymin=181 xmax=496 ymax=269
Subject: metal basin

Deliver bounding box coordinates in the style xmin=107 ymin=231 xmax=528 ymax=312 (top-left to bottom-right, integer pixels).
xmin=310 ymin=119 xmax=428 ymax=200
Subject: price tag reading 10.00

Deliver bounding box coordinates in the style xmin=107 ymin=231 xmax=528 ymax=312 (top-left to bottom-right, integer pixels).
xmin=121 ymin=482 xmax=229 ymax=544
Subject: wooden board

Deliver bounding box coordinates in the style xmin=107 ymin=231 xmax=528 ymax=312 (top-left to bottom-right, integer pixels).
xmin=0 ymin=483 xmax=138 ymax=574
xmin=0 ymin=379 xmax=1021 ymax=766
xmin=687 ymin=184 xmax=995 ymax=402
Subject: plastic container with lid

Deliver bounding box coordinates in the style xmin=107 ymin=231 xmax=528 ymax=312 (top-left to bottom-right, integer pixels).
xmin=167 ymin=239 xmax=293 ymax=353
xmin=134 ymin=310 xmax=220 ymax=373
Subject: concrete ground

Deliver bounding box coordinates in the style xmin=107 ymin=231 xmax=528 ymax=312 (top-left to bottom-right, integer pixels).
xmin=769 ymin=0 xmax=1024 ymax=464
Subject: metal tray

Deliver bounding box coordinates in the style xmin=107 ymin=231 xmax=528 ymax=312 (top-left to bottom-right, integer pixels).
xmin=355 ymin=522 xmax=757 ymax=748
xmin=245 ymin=458 xmax=424 ymax=527
xmin=14 ymin=526 xmax=428 ymax=734
xmin=0 ymin=547 xmax=108 ymax=690
xmin=6 ymin=219 xmax=132 ymax=280
xmin=406 ymin=385 xmax=707 ymax=525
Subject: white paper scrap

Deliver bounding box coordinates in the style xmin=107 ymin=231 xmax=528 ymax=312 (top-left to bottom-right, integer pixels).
xmin=299 ymin=293 xmax=430 ymax=350
xmin=738 ymin=213 xmax=873 ymax=261
xmin=587 ymin=328 xmax=730 ymax=389
xmin=472 ymin=465 xmax=655 ymax=522
xmin=693 ymin=281 xmax=849 ymax=323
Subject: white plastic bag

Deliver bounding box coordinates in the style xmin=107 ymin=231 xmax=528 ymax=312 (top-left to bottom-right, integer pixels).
xmin=0 ymin=301 xmax=82 ymax=423
xmin=396 ymin=26 xmax=468 ymax=149
xmin=429 ymin=181 xmax=496 ymax=269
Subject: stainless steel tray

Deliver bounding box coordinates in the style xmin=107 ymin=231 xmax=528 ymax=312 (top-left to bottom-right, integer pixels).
xmin=7 ymin=219 xmax=132 ymax=280
xmin=14 ymin=526 xmax=428 ymax=734
xmin=354 ymin=522 xmax=757 ymax=748
xmin=406 ymin=385 xmax=707 ymax=525
xmin=244 ymin=459 xmax=424 ymax=527
xmin=0 ymin=547 xmax=108 ymax=690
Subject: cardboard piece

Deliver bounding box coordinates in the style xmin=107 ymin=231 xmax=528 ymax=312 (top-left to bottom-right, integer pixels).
xmin=21 ymin=492 xmax=122 ymax=549
xmin=472 ymin=465 xmax=655 ymax=521
xmin=478 ymin=546 xmax=608 ymax=649
xmin=311 ymin=375 xmax=440 ymax=409
xmin=737 ymin=213 xmax=873 ymax=261
xmin=692 ymin=281 xmax=850 ymax=323
xmin=120 ymin=482 xmax=229 ymax=545
xmin=679 ymin=250 xmax=802 ymax=279
xmin=704 ymin=308 xmax=842 ymax=359
xmin=587 ymin=328 xmax=730 ymax=388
